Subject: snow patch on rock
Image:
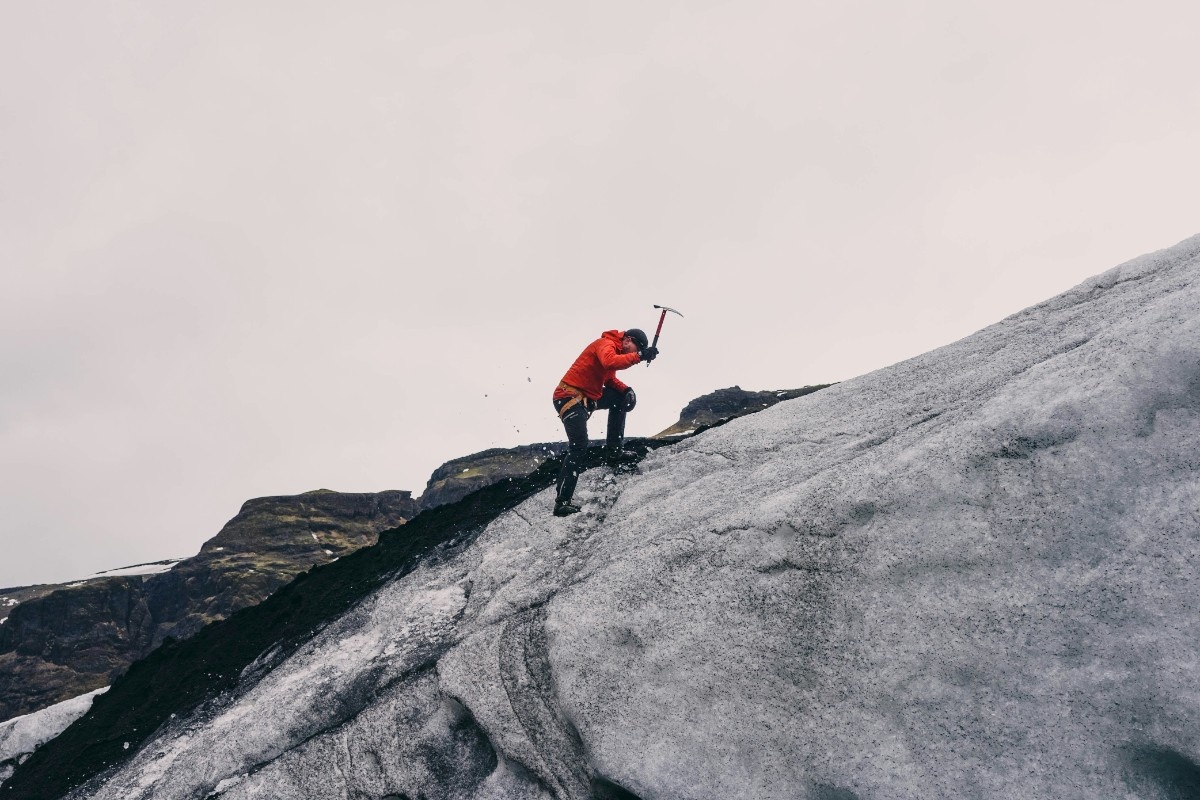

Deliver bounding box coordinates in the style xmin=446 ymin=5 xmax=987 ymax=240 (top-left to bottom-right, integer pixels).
xmin=91 ymin=560 xmax=183 ymax=578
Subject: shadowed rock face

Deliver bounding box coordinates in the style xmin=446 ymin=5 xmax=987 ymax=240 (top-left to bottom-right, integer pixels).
xmin=0 ymin=490 xmax=417 ymax=723
xmin=419 ymin=444 xmax=566 ymax=510
xmin=0 ymin=579 xmax=151 ymax=722
xmin=653 ymin=385 xmax=831 ymax=437
xmin=0 ymin=386 xmax=815 ymax=725
xmin=0 ymin=587 xmax=65 ymax=628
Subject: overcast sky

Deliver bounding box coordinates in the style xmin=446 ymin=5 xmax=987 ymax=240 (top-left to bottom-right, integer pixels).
xmin=2 ymin=1 xmax=1197 ymax=588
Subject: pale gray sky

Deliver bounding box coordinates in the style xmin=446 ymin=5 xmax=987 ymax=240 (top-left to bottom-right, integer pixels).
xmin=2 ymin=1 xmax=1197 ymax=588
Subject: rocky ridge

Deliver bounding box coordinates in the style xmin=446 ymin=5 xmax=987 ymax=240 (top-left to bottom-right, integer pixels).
xmin=417 ymin=386 xmax=832 ymax=511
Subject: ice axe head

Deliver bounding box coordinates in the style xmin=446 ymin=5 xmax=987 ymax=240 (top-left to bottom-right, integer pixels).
xmin=651 ymin=304 xmax=683 ymax=347
xmin=645 ymin=304 xmax=683 ymax=366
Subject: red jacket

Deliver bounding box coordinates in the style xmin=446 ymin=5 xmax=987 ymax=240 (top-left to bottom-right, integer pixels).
xmin=555 ymin=330 xmax=642 ymax=400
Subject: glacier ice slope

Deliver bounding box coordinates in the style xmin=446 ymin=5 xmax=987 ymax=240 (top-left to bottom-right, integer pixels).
xmin=77 ymin=235 xmax=1200 ymax=799
xmin=0 ymin=689 xmax=107 ymax=788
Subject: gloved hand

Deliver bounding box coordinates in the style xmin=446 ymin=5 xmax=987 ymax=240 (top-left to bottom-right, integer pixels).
xmin=620 ymin=388 xmax=637 ymax=412
xmin=639 ymin=346 xmax=659 ymax=363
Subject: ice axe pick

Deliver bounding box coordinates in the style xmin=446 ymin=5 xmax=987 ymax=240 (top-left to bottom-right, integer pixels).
xmin=647 ymin=304 xmax=684 ymax=366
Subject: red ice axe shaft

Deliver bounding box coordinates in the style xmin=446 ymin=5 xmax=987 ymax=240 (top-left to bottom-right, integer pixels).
xmin=647 ymin=304 xmax=684 ymax=366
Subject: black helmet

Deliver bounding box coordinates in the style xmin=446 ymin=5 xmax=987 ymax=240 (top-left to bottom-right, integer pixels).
xmin=625 ymin=328 xmax=649 ymax=349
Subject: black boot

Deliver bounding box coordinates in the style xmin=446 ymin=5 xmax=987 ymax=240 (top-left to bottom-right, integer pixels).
xmin=604 ymin=445 xmax=640 ymax=474
xmin=554 ymin=500 xmax=582 ymax=517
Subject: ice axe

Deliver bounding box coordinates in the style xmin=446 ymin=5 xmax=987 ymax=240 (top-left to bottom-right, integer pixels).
xmin=647 ymin=304 xmax=684 ymax=366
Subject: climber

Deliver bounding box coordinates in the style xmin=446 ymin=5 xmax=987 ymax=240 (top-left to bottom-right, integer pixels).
xmin=551 ymin=328 xmax=658 ymax=516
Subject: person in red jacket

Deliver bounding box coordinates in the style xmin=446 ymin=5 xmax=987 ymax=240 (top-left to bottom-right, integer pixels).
xmin=551 ymin=328 xmax=659 ymax=516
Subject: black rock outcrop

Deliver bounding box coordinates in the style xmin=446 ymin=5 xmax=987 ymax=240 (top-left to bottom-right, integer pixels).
xmin=653 ymin=384 xmax=831 ymax=437
xmin=418 ymin=444 xmax=566 ymax=510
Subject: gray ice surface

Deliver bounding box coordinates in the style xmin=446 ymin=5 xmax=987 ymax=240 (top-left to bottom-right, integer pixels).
xmin=0 ymin=688 xmax=107 ymax=789
xmin=74 ymin=235 xmax=1200 ymax=799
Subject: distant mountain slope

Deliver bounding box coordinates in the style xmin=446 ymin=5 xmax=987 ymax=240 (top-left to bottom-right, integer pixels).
xmin=0 ymin=490 xmax=416 ymax=722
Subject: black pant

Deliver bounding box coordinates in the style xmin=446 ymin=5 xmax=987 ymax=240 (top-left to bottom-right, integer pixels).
xmin=553 ymin=386 xmax=627 ymax=505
